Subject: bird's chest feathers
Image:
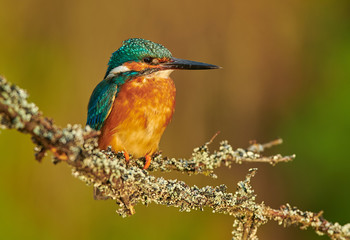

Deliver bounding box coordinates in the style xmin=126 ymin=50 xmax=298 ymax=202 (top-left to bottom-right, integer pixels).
xmin=120 ymin=74 xmax=176 ymax=124
xmin=103 ymin=74 xmax=176 ymax=153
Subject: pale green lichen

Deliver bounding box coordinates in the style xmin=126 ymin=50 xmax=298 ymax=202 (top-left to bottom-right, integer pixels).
xmin=72 ymin=144 xmax=263 ymax=221
xmin=0 ymin=78 xmax=38 ymax=131
xmin=140 ymin=139 xmax=294 ymax=177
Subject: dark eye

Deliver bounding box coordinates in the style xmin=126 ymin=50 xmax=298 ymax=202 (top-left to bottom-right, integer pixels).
xmin=143 ymin=57 xmax=153 ymax=63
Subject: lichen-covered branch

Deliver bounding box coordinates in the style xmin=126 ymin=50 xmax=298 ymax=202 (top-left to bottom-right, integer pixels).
xmin=0 ymin=76 xmax=349 ymax=240
xmin=265 ymin=205 xmax=350 ymax=240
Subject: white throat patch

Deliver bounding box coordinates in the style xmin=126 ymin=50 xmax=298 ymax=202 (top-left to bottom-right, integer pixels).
xmin=148 ymin=69 xmax=174 ymax=79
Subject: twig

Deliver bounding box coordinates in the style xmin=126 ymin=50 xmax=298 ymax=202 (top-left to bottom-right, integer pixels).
xmin=0 ymin=76 xmax=349 ymax=240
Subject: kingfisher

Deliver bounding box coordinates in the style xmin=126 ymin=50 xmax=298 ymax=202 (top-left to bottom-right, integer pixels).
xmin=86 ymin=38 xmax=219 ymax=169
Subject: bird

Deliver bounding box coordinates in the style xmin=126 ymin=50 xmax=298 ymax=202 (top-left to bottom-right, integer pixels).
xmin=86 ymin=38 xmax=219 ymax=169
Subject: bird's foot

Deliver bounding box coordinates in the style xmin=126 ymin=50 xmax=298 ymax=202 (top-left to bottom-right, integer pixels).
xmin=50 ymin=147 xmax=68 ymax=161
xmin=143 ymin=155 xmax=152 ymax=169
xmin=123 ymin=151 xmax=130 ymax=162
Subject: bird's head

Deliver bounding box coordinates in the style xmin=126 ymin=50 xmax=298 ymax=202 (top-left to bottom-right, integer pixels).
xmin=104 ymin=38 xmax=219 ymax=79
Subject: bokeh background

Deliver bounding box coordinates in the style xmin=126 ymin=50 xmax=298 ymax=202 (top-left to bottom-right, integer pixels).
xmin=1 ymin=0 xmax=349 ymax=239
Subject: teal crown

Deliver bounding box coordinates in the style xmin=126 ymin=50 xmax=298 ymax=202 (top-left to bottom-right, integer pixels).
xmin=105 ymin=38 xmax=173 ymax=78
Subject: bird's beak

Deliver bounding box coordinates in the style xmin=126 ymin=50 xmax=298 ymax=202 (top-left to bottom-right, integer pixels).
xmin=161 ymin=57 xmax=220 ymax=70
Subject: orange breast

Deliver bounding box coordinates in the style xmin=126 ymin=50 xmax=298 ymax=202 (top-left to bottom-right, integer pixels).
xmin=98 ymin=75 xmax=176 ymax=158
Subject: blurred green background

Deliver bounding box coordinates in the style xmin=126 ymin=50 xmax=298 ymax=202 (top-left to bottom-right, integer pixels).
xmin=0 ymin=0 xmax=349 ymax=239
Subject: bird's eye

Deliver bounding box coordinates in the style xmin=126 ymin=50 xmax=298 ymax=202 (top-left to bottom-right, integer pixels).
xmin=143 ymin=57 xmax=153 ymax=63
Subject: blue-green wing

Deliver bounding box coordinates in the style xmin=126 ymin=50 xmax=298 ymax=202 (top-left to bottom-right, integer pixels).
xmin=86 ymin=79 xmax=118 ymax=130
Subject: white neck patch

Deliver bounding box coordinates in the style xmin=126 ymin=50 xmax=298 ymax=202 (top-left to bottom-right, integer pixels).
xmin=106 ymin=65 xmax=130 ymax=78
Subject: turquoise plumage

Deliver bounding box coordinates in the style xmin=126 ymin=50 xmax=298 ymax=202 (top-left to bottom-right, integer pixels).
xmin=86 ymin=78 xmax=118 ymax=130
xmin=104 ymin=38 xmax=172 ymax=78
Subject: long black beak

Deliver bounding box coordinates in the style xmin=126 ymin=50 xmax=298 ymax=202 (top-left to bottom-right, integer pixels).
xmin=161 ymin=57 xmax=220 ymax=70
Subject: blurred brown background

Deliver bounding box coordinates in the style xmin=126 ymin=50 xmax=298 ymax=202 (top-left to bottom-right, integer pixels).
xmin=1 ymin=0 xmax=350 ymax=239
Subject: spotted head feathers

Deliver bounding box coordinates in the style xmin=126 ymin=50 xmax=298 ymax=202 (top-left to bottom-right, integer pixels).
xmin=105 ymin=38 xmax=173 ymax=78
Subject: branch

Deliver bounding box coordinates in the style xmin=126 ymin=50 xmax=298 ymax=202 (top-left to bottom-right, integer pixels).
xmin=0 ymin=76 xmax=349 ymax=240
